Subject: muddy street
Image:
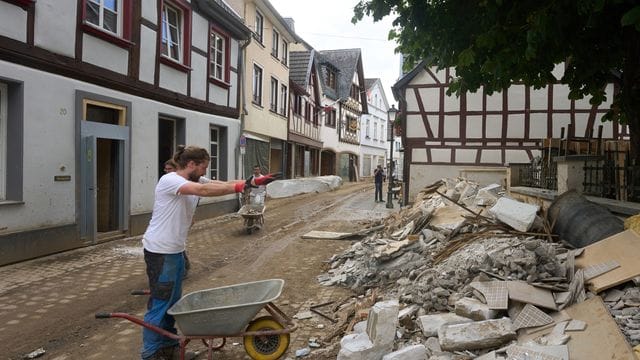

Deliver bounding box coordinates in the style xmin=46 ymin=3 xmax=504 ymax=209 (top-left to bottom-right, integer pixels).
xmin=0 ymin=181 xmax=397 ymax=360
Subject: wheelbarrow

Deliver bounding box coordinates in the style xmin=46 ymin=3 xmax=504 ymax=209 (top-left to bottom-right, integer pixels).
xmin=238 ymin=204 xmax=266 ymax=234
xmin=96 ymin=279 xmax=295 ymax=360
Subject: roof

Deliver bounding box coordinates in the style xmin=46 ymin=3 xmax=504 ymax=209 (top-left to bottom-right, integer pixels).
xmin=392 ymin=60 xmax=428 ymax=101
xmin=317 ymin=49 xmax=362 ymax=100
xmin=364 ymin=78 xmax=377 ymax=91
xmin=289 ymin=50 xmax=313 ymax=88
xmin=193 ymin=0 xmax=252 ymax=40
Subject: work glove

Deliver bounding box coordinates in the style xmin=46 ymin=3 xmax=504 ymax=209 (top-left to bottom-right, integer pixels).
xmin=254 ymin=172 xmax=282 ymax=186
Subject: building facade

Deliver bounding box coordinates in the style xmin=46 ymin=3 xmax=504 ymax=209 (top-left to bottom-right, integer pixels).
xmin=359 ymin=78 xmax=389 ymax=178
xmin=0 ymin=0 xmax=250 ymax=265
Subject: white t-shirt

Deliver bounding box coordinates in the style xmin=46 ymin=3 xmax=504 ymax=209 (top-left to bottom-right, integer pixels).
xmin=142 ymin=172 xmax=199 ymax=254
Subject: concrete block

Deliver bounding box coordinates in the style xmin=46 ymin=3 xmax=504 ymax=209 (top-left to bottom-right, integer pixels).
xmin=454 ymin=297 xmax=499 ymax=321
xmin=417 ymin=312 xmax=473 ymax=337
xmin=488 ymin=197 xmax=539 ymax=232
xmin=438 ymin=318 xmax=516 ymax=351
xmin=424 ymin=337 xmax=441 ymax=354
xmin=366 ymin=300 xmax=399 ymax=348
xmin=337 ymin=333 xmax=373 ymax=360
xmin=381 ymin=344 xmax=427 ymax=360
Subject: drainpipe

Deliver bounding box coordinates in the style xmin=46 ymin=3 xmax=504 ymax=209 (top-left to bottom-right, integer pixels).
xmin=238 ymin=37 xmax=252 ymax=180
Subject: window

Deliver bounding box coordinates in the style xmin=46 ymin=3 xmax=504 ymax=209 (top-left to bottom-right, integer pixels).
xmin=366 ymin=119 xmax=370 ymax=138
xmin=271 ymin=30 xmax=279 ymax=58
xmin=252 ymin=64 xmax=263 ymax=105
xmin=281 ymin=41 xmax=288 ymax=66
xmin=209 ymin=127 xmax=219 ymax=180
xmin=350 ymin=84 xmax=359 ymax=99
xmin=161 ymin=3 xmax=182 ymax=61
xmin=304 ymin=101 xmax=310 ymax=122
xmin=324 ymin=107 xmax=336 ymax=127
xmin=270 ymin=77 xmax=278 ymax=112
xmin=210 ymin=28 xmax=229 ymax=83
xmin=373 ymin=121 xmax=378 ymax=140
xmin=327 ymin=69 xmax=336 ymax=90
xmin=83 ymin=99 xmax=126 ymax=125
xmin=160 ymin=0 xmax=191 ymax=68
xmin=313 ymin=106 xmax=318 ymax=125
xmin=255 ymin=11 xmax=264 ymax=43
xmin=294 ymin=94 xmax=302 ymax=115
xmin=0 ymin=83 xmax=6 ymax=200
xmin=85 ymin=0 xmax=121 ymax=35
xmin=81 ymin=0 xmax=132 ymax=47
xmin=280 ymin=84 xmax=287 ymax=115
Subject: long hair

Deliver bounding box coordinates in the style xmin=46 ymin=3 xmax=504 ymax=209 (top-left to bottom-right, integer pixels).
xmin=173 ymin=145 xmax=209 ymax=169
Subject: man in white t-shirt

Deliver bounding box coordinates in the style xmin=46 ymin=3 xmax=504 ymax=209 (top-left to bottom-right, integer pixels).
xmin=247 ymin=165 xmax=267 ymax=205
xmin=141 ymin=146 xmax=279 ymax=360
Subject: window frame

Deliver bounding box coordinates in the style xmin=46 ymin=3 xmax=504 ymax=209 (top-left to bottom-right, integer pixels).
xmin=269 ymin=77 xmax=278 ymax=112
xmin=160 ymin=0 xmax=192 ymax=72
xmin=209 ymin=126 xmax=219 ymax=180
xmin=366 ymin=118 xmax=370 ymax=138
xmin=327 ymin=69 xmax=336 ymax=90
xmin=281 ymin=41 xmax=288 ymax=66
xmin=81 ymin=0 xmax=133 ymax=49
xmin=279 ymin=84 xmax=287 ymax=115
xmin=209 ymin=24 xmax=230 ymax=86
xmin=255 ymin=10 xmax=264 ymax=44
xmin=252 ymin=64 xmax=263 ymax=105
xmin=271 ymin=29 xmax=280 ymax=59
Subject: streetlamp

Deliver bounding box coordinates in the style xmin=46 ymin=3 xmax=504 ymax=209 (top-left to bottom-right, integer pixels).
xmin=386 ymin=104 xmax=398 ymax=209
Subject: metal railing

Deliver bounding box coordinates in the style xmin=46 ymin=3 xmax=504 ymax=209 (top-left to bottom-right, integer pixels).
xmin=583 ymin=153 xmax=640 ymax=202
xmin=515 ymin=157 xmax=558 ymax=191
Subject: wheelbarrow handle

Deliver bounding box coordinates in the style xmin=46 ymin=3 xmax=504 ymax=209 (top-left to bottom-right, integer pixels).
xmin=131 ymin=289 xmax=150 ymax=296
xmin=95 ymin=312 xmax=113 ymax=319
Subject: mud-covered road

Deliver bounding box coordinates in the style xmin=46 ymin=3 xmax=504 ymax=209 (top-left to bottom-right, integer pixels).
xmin=1 ymin=181 xmax=397 ymax=359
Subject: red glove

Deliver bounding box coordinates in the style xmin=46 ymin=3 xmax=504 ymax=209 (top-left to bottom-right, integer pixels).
xmin=234 ymin=181 xmax=247 ymax=193
xmin=254 ymin=172 xmax=282 ymax=186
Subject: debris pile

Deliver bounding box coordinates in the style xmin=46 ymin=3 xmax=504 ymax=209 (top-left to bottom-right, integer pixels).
xmin=306 ymin=178 xmax=640 ymax=359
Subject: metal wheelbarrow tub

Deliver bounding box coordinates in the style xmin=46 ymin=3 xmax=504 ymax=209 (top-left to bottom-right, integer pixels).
xmin=168 ymin=279 xmax=284 ymax=336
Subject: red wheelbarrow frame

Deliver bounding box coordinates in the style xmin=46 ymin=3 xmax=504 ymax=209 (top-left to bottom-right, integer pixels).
xmin=96 ymin=298 xmax=296 ymax=360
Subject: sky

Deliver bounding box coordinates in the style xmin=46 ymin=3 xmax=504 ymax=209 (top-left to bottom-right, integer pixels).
xmin=268 ymin=0 xmax=401 ymax=108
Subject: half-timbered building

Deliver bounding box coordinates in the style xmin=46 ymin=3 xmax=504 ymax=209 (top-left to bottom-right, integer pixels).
xmin=393 ymin=61 xmax=627 ymax=202
xmin=0 ymin=0 xmax=251 ymax=265
xmin=317 ymin=49 xmax=368 ymax=181
xmin=287 ymin=49 xmax=322 ymax=178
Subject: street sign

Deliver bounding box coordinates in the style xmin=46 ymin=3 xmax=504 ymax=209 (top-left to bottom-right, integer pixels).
xmin=239 ymin=135 xmax=247 ymax=147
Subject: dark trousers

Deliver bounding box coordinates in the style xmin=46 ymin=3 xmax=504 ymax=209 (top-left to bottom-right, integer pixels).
xmin=375 ymin=182 xmax=383 ymax=202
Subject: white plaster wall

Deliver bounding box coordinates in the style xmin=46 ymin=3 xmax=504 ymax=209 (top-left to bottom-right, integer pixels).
xmin=34 ymin=0 xmax=76 ymax=57
xmin=159 ymin=64 xmax=188 ymax=94
xmin=413 ymin=69 xmax=436 ymax=85
xmin=505 ymin=149 xmax=532 ymax=164
xmin=506 ymin=114 xmax=525 ymax=138
xmin=508 ymin=85 xmax=526 ymax=110
xmin=419 ymin=88 xmax=439 ymax=112
xmin=554 ymin=86 xmax=571 ymax=110
xmin=444 ymin=92 xmax=458 ymax=112
xmin=466 ymin=116 xmax=483 ymax=138
xmin=82 ymin=34 xmax=129 ymax=75
xmin=486 ymin=91 xmax=502 ymax=110
xmin=229 ymin=71 xmax=238 ymax=106
xmin=486 ymin=115 xmax=502 ymax=137
xmin=191 ymin=12 xmax=209 ymax=52
xmin=0 ymin=2 xmax=27 ymax=42
xmin=190 ymin=53 xmax=207 ymax=101
xmin=139 ymin=26 xmax=157 ymax=84
xmin=481 ymin=149 xmax=502 ymax=163
xmin=529 ymin=113 xmax=548 ymax=139
xmin=457 ymin=149 xmax=476 ymax=163
xmin=0 ymin=60 xmax=241 ymax=232
xmin=231 ymin=41 xmax=239 ymax=68
xmin=551 ymin=113 xmax=571 ymax=138
xmin=141 ymin=0 xmax=158 ymax=24
xmin=530 ymin=87 xmax=548 ymax=110
xmin=443 ymin=115 xmax=460 ymax=137
xmin=467 ymin=91 xmax=483 ymax=111
xmin=408 ymin=164 xmax=507 ymax=202
xmin=209 ymin=83 xmax=228 ymax=105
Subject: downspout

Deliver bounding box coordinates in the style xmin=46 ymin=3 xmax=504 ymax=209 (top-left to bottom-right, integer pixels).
xmin=238 ymin=37 xmax=251 ymax=180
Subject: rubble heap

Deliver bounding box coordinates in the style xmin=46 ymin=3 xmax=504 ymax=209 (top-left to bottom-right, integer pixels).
xmin=312 ymin=178 xmax=640 ymax=359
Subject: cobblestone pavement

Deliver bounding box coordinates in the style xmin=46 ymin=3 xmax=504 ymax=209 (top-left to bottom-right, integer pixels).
xmin=1 ymin=181 xmax=399 ymax=359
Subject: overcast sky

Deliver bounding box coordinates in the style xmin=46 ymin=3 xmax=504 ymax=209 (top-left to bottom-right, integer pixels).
xmin=268 ymin=0 xmax=401 ymax=109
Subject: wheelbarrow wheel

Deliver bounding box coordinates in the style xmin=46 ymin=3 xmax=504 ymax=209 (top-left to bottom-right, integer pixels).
xmin=243 ymin=316 xmax=289 ymax=360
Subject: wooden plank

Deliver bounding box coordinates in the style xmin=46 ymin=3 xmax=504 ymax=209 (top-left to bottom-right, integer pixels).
xmin=301 ymin=231 xmax=353 ymax=240
xmin=575 ymin=230 xmax=640 ymax=293
xmin=563 ymin=297 xmax=634 ymax=359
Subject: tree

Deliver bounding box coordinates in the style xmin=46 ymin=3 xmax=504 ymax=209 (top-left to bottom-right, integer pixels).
xmin=353 ymin=0 xmax=640 ymax=164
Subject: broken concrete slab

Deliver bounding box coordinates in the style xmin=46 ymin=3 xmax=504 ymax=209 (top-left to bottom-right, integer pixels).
xmin=489 ymin=197 xmax=539 ymax=232
xmin=366 ymin=300 xmax=399 ymax=349
xmin=475 ymin=184 xmax=502 ymax=207
xmin=454 ymin=297 xmax=499 ymax=321
xmin=438 ymin=318 xmax=516 ymax=351
xmin=506 ymin=344 xmax=567 ymax=360
xmin=417 ymin=313 xmax=474 ymax=337
xmin=336 ymin=332 xmax=376 ymax=360
xmin=470 ymin=281 xmax=508 ymax=310
xmin=381 ymin=344 xmax=427 ymax=360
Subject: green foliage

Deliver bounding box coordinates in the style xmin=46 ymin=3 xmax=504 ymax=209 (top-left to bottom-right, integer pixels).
xmin=353 ymin=0 xmax=640 ymax=161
